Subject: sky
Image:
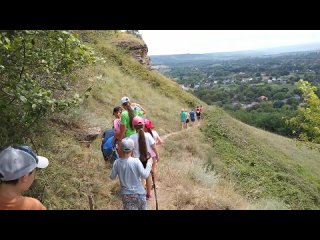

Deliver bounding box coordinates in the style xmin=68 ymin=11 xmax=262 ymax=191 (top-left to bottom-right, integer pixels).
xmin=139 ymin=30 xmax=320 ymax=56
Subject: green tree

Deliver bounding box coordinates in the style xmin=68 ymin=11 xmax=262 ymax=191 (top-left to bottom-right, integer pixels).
xmin=0 ymin=30 xmax=96 ymax=145
xmin=286 ymin=80 xmax=320 ymax=144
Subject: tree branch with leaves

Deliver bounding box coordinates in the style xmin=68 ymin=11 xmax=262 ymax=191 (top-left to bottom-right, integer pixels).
xmin=286 ymin=80 xmax=320 ymax=144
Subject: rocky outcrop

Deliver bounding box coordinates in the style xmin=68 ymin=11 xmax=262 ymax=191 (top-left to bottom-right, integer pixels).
xmin=114 ymin=40 xmax=151 ymax=69
xmin=75 ymin=127 xmax=102 ymax=148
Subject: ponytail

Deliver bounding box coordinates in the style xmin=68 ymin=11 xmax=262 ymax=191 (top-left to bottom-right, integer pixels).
xmin=136 ymin=126 xmax=148 ymax=162
xmin=146 ymin=128 xmax=154 ymax=138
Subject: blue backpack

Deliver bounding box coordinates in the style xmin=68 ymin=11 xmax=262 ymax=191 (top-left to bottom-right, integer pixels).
xmin=102 ymin=129 xmax=114 ymax=145
xmin=101 ymin=129 xmax=118 ymax=162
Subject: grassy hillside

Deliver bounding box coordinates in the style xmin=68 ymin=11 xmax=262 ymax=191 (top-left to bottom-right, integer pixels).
xmin=26 ymin=31 xmax=320 ymax=210
xmin=203 ymin=108 xmax=320 ymax=209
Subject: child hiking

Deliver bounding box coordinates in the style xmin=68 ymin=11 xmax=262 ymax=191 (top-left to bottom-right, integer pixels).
xmin=0 ymin=145 xmax=49 ymax=210
xmin=144 ymin=119 xmax=163 ymax=189
xmin=185 ymin=110 xmax=190 ymax=128
xmin=110 ymin=138 xmax=153 ymax=210
xmin=189 ymin=109 xmax=196 ymax=127
xmin=118 ymin=96 xmax=145 ymax=157
xmin=196 ymin=106 xmax=201 ymax=126
xmin=129 ymin=116 xmax=159 ymax=201
xmin=112 ymin=106 xmax=122 ymax=144
xmin=180 ymin=109 xmax=187 ymax=129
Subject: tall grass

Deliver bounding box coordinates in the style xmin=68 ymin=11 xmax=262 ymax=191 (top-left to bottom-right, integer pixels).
xmin=203 ymin=107 xmax=320 ymax=209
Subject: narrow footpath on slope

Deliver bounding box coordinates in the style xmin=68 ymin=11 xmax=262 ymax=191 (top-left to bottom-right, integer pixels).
xmin=148 ymin=126 xmax=196 ymax=210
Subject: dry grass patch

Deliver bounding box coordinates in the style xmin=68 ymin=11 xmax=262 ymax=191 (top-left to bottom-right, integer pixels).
xmin=155 ymin=127 xmax=251 ymax=210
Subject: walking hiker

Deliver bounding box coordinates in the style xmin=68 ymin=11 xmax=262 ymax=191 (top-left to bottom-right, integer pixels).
xmin=185 ymin=110 xmax=190 ymax=128
xmin=196 ymin=106 xmax=201 ymax=125
xmin=101 ymin=128 xmax=115 ymax=161
xmin=189 ymin=109 xmax=196 ymax=127
xmin=118 ymin=96 xmax=145 ymax=157
xmin=0 ymin=145 xmax=49 ymax=210
xmin=180 ymin=109 xmax=187 ymax=129
xmin=129 ymin=116 xmax=159 ymax=201
xmin=199 ymin=105 xmax=204 ymax=114
xmin=111 ymin=106 xmax=122 ymax=148
xmin=144 ymin=119 xmax=163 ymax=189
xmin=101 ymin=106 xmax=122 ymax=161
xmin=131 ymin=102 xmax=146 ymax=118
xmin=110 ymin=138 xmax=153 ymax=210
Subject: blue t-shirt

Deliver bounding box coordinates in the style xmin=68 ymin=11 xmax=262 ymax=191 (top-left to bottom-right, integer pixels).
xmin=110 ymin=157 xmax=152 ymax=195
xmin=189 ymin=111 xmax=195 ymax=120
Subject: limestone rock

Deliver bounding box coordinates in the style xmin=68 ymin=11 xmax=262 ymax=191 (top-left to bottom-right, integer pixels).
xmin=114 ymin=40 xmax=151 ymax=69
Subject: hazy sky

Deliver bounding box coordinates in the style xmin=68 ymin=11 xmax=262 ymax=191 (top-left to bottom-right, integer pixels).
xmin=139 ymin=30 xmax=320 ymax=55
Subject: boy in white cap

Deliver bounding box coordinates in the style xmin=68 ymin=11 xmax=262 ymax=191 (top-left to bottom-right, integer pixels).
xmin=110 ymin=138 xmax=153 ymax=210
xmin=0 ymin=145 xmax=49 ymax=210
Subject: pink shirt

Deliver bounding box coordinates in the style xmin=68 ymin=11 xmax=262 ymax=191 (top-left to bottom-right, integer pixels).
xmin=113 ymin=118 xmax=121 ymax=134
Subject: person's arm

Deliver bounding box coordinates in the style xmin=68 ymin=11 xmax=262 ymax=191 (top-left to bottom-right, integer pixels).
xmin=154 ymin=131 xmax=163 ymax=145
xmin=119 ymin=113 xmax=126 ymax=140
xmin=114 ymin=128 xmax=121 ymax=144
xmin=132 ymin=103 xmax=146 ymax=115
xmin=119 ymin=124 xmax=126 ymax=140
xmin=139 ymin=105 xmax=146 ymax=115
xmin=151 ymin=143 xmax=159 ymax=162
xmin=157 ymin=135 xmax=163 ymax=145
xmin=110 ymin=161 xmax=118 ymax=179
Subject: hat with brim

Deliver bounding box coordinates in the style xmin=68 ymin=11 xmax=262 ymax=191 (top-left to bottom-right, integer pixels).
xmin=0 ymin=146 xmax=49 ymax=181
xmin=144 ymin=119 xmax=154 ymax=129
xmin=121 ymin=138 xmax=134 ymax=152
xmin=121 ymin=96 xmax=130 ymax=104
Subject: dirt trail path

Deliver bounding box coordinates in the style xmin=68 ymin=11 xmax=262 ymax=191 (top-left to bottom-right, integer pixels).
xmin=161 ymin=130 xmax=182 ymax=141
xmin=148 ymin=126 xmax=196 ymax=210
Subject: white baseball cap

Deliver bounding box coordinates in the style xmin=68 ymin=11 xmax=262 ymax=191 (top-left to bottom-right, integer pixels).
xmin=0 ymin=146 xmax=49 ymax=181
xmin=121 ymin=96 xmax=130 ymax=104
xmin=121 ymin=138 xmax=134 ymax=152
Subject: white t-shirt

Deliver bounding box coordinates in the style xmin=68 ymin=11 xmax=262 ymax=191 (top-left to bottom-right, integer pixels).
xmin=148 ymin=130 xmax=160 ymax=158
xmin=129 ymin=132 xmax=155 ymax=159
xmin=151 ymin=130 xmax=160 ymax=144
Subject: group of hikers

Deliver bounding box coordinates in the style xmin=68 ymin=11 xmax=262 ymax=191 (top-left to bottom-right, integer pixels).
xmin=105 ymin=96 xmax=163 ymax=210
xmin=0 ymin=96 xmax=202 ymax=210
xmin=0 ymin=96 xmax=162 ymax=210
xmin=180 ymin=105 xmax=203 ymax=129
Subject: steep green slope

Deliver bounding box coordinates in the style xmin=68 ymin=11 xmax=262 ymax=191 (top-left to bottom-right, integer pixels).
xmin=203 ymin=108 xmax=320 ymax=209
xmin=27 ymin=31 xmax=319 ymax=210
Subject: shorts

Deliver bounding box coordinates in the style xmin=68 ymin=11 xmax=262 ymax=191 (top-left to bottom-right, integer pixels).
xmin=122 ymin=194 xmax=147 ymax=210
xmin=191 ymin=118 xmax=195 ymax=122
xmin=186 ymin=119 xmax=190 ymax=123
xmin=181 ymin=118 xmax=186 ymax=123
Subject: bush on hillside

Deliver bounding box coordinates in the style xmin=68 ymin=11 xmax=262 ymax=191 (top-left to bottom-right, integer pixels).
xmin=286 ymin=80 xmax=320 ymax=144
xmin=0 ymin=30 xmax=96 ymax=145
